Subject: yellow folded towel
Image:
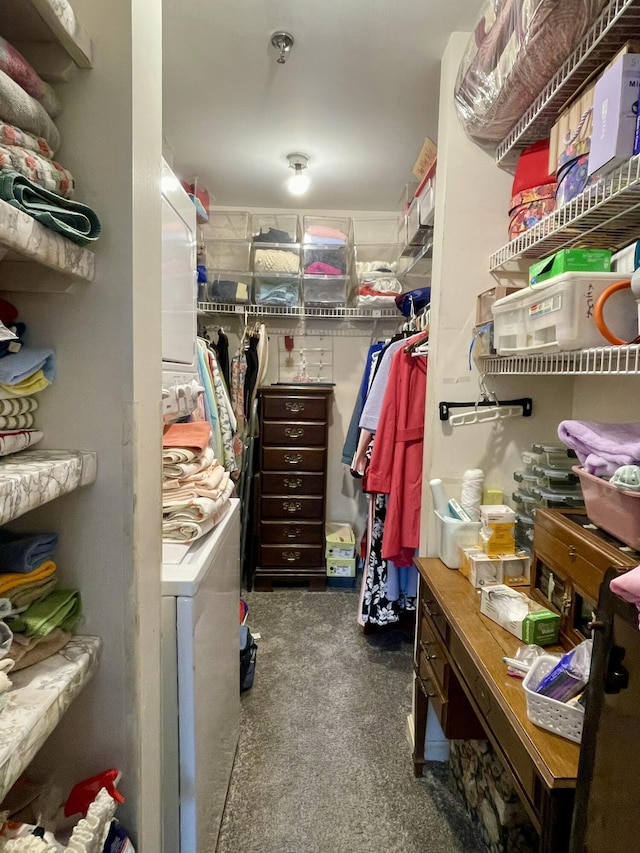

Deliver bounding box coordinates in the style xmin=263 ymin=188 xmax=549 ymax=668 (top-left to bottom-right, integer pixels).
xmin=0 ymin=370 xmax=50 ymax=398
xmin=0 ymin=559 xmax=56 ymax=595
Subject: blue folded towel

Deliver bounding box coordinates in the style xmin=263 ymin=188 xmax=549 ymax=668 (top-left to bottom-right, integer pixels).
xmin=0 ymin=529 xmax=58 ymax=573
xmin=0 ymin=346 xmax=55 ymax=385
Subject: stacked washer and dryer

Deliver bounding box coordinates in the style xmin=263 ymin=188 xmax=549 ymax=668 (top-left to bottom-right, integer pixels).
xmin=160 ymin=160 xmax=240 ymax=853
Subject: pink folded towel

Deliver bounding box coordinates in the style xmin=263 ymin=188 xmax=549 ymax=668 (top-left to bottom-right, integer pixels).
xmin=305 ymin=261 xmax=342 ymax=276
xmin=306 ymin=225 xmax=348 ymax=242
xmin=610 ymin=566 xmax=640 ymax=628
xmin=162 ymin=421 xmax=211 ymax=452
xmin=558 ymin=420 xmax=640 ymax=477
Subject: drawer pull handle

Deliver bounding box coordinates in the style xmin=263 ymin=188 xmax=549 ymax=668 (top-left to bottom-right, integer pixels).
xmin=284 ymin=527 xmax=301 ymax=539
xmin=419 ymin=676 xmax=436 ymax=699
xmin=282 ymin=550 xmax=301 ymax=562
xmin=283 ymin=501 xmax=302 ymax=513
xmin=567 ymin=544 xmax=577 ymax=561
xmin=286 ymin=401 xmax=305 ymax=413
xmin=284 ymin=478 xmax=303 ymax=490
xmin=423 ymin=603 xmax=439 ymax=618
xmin=420 ymin=641 xmax=438 ymax=661
xmin=285 ymin=427 xmax=304 ymax=439
xmin=284 ymin=453 xmax=303 ymax=465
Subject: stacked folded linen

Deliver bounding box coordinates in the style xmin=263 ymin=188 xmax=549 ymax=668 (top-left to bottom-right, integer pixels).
xmin=162 ymin=422 xmax=235 ymax=542
xmin=8 ymin=588 xmax=81 ymax=637
xmin=0 ymin=529 xmax=58 ymax=573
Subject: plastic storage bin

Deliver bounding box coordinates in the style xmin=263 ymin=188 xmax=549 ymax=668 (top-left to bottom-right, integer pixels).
xmin=303 ymin=244 xmax=350 ymax=274
xmin=250 ymin=213 xmax=300 ymax=243
xmin=492 ymin=272 xmax=637 ymax=354
xmin=434 ymin=511 xmax=481 ymax=569
xmin=303 ymin=275 xmax=355 ymax=307
xmin=204 ymin=240 xmax=251 ymax=272
xmin=522 ymin=445 xmax=576 ymax=470
xmin=253 ymin=274 xmax=300 ymax=307
xmin=205 ymin=272 xmax=250 ymax=305
xmin=353 ymin=218 xmax=398 ymax=244
xmin=303 ymin=216 xmax=353 ymax=245
xmin=573 ymin=465 xmax=640 ymax=549
xmin=205 ymin=210 xmax=250 ymax=241
xmin=252 ymin=244 xmax=300 ymax=274
xmin=522 ymin=655 xmax=585 ymax=744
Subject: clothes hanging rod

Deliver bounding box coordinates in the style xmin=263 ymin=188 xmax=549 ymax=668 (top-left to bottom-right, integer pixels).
xmin=438 ymin=397 xmax=533 ymax=421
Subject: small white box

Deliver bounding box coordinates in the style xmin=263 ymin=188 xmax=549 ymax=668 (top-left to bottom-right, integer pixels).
xmin=492 ymin=272 xmax=637 ymax=355
xmin=588 ymin=53 xmax=640 ymax=176
xmin=434 ymin=511 xmax=481 ymax=569
xmin=467 ymin=553 xmax=504 ymax=588
xmin=480 ymin=504 xmax=516 ymax=525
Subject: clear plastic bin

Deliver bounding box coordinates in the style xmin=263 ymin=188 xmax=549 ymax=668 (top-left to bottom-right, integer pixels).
xmin=205 ymin=273 xmax=250 ymax=305
xmin=303 ymin=275 xmax=355 ymax=307
xmin=253 ymin=273 xmax=300 ymax=308
xmin=353 ymin=218 xmax=398 ymax=244
xmin=573 ymin=465 xmax=640 ymax=549
xmin=252 ymin=244 xmax=300 ymax=274
xmin=434 ymin=510 xmax=481 ymax=569
xmin=203 ymin=240 xmax=251 ymax=272
xmin=531 ymin=464 xmax=580 ymax=490
xmin=303 ymin=216 xmax=353 ymax=245
xmin=513 ymin=470 xmax=539 ymax=495
xmin=250 ymin=214 xmax=300 ymax=243
xmin=512 ymin=491 xmax=537 ymax=515
xmin=204 ymin=210 xmax=250 ymax=241
xmin=522 ymin=446 xmax=576 ymax=471
xmin=531 ymin=486 xmax=585 ymax=510
xmin=303 ymin=244 xmax=350 ymax=275
xmin=354 ymin=243 xmax=401 ymax=273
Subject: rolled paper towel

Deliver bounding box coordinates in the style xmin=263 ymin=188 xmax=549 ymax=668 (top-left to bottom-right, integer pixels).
xmin=461 ymin=468 xmax=484 ymax=522
xmin=429 ymin=478 xmax=449 ymax=516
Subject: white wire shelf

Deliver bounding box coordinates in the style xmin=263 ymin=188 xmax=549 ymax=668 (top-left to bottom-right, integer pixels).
xmin=481 ymin=344 xmax=640 ymax=375
xmin=197 ymin=302 xmax=401 ymax=320
xmin=490 ymin=155 xmax=640 ymax=271
xmin=495 ymin=0 xmax=640 ymax=168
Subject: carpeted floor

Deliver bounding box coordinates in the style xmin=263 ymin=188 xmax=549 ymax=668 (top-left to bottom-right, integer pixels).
xmin=216 ymin=589 xmax=485 ymax=853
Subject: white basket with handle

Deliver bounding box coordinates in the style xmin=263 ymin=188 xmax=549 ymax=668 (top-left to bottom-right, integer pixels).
xmin=522 ymin=654 xmax=585 ymax=744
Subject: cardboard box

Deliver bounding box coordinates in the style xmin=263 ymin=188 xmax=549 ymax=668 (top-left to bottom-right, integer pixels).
xmin=479 ymin=585 xmax=560 ymax=645
xmin=588 ymin=53 xmax=640 ymax=176
xmin=412 ymin=137 xmax=437 ymax=181
xmin=528 ymin=248 xmax=612 ymax=285
xmin=459 ymin=546 xmax=486 ymax=579
xmin=549 ymin=81 xmax=596 ymax=176
xmin=466 ymin=553 xmax=504 ymax=588
xmin=325 ymin=523 xmax=355 ymax=559
xmin=326 ymin=557 xmax=356 ymax=578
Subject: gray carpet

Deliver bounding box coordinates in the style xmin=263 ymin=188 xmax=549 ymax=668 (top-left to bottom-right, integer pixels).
xmin=216 ymin=590 xmax=485 ymax=853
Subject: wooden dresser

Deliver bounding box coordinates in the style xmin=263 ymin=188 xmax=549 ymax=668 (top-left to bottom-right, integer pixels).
xmin=254 ymin=385 xmax=333 ymax=591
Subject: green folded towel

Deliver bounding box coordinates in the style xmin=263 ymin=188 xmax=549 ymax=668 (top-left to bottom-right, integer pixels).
xmin=0 ymin=170 xmax=100 ymax=246
xmin=9 ymin=589 xmax=81 ymax=637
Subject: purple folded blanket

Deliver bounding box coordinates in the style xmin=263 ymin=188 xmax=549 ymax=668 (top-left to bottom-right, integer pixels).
xmin=558 ymin=420 xmax=640 ymax=477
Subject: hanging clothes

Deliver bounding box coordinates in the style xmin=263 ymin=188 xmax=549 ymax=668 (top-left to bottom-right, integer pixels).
xmin=196 ymin=337 xmax=224 ymax=462
xmin=212 ymin=328 xmax=230 ymax=391
xmin=208 ymin=347 xmax=237 ymax=474
xmin=341 ymin=341 xmax=384 ymax=466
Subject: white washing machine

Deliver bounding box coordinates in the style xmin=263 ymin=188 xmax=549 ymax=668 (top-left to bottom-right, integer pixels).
xmin=161 ymin=499 xmax=240 ymax=853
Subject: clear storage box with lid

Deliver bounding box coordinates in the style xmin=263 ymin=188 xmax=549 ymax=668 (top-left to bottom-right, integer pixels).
xmin=302 ymin=243 xmax=350 ymax=275
xmin=205 ymin=272 xmax=251 ymax=305
xmin=203 ymin=240 xmax=251 ymax=272
xmin=522 ymin=444 xmax=576 ymax=470
xmin=303 ymin=274 xmax=355 ymax=307
xmin=252 ymin=243 xmax=300 ymax=275
xmin=205 ymin=210 xmax=250 ymax=241
xmin=253 ymin=273 xmax=300 ymax=307
xmin=303 ymin=216 xmax=353 ymax=246
xmin=353 ymin=217 xmax=398 ymax=244
xmin=250 ymin=213 xmax=300 ymax=244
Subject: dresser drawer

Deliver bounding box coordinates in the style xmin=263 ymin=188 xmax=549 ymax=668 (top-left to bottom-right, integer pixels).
xmin=261 ymin=496 xmax=323 ymax=520
xmin=534 ymin=525 xmax=604 ymax=603
xmin=262 ymin=447 xmax=326 ymax=472
xmin=261 ymin=472 xmax=325 ymax=496
xmin=262 ymin=421 xmax=326 ymax=447
xmin=259 ymin=544 xmax=324 ymax=568
xmin=260 ymin=521 xmax=324 ymax=546
xmin=418 ymin=612 xmax=448 ymax=693
xmin=262 ymin=394 xmax=329 ymax=422
xmin=420 ymin=582 xmax=448 ymax=644
xmin=416 ymin=663 xmax=446 ymax=727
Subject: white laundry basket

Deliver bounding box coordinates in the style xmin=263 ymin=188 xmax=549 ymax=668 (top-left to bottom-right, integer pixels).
xmin=522 ymin=654 xmax=585 ymax=743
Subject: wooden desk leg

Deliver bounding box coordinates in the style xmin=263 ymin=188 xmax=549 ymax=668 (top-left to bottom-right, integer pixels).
xmin=539 ymin=788 xmax=574 ymax=853
xmin=412 ymin=674 xmax=427 ymax=777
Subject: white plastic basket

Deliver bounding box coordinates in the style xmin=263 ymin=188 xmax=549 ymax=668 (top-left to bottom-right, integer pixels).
xmin=522 ymin=654 xmax=585 ymax=744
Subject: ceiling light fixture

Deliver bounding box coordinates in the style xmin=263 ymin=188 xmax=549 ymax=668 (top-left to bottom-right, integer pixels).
xmin=286 ymin=152 xmax=310 ymax=196
xmin=271 ymin=31 xmax=294 ymax=65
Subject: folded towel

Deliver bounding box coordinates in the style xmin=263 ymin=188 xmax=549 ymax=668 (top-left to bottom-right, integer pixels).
xmin=0 ymin=346 xmax=54 ymax=385
xmin=0 ymin=70 xmax=60 ymax=152
xmin=8 ymin=588 xmax=80 ymax=637
xmin=0 ymin=171 xmax=100 ymax=245
xmin=0 ymin=370 xmax=50 ymax=398
xmin=0 ymin=429 xmax=43 ymax=457
xmin=162 ymin=514 xmax=217 ymax=543
xmin=162 ymin=421 xmax=211 ymax=453
xmin=0 ymin=559 xmax=56 ymax=596
xmin=0 ymin=144 xmax=73 ymax=198
xmin=0 ymin=413 xmax=34 ymax=429
xmin=0 ymin=120 xmax=54 ymax=160
xmin=558 ymin=420 xmax=640 ymax=477
xmin=162 ymin=463 xmax=226 ymax=493
xmin=7 ymin=626 xmax=71 ymax=671
xmin=0 ymin=36 xmax=62 ymax=119
xmin=0 ymin=530 xmax=57 ymax=573
xmin=162 ymin=496 xmax=220 ymax=522
xmin=305 ymin=225 xmax=348 ymax=243
xmin=611 ymin=566 xmax=640 ymax=628
xmin=163 ymin=445 xmax=215 ymax=479
xmin=8 ymin=575 xmax=57 ymax=609
xmin=305 ymin=261 xmax=343 ymax=276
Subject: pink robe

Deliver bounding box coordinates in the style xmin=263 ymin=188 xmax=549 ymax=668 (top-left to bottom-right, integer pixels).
xmin=366 ymin=347 xmax=426 ymax=566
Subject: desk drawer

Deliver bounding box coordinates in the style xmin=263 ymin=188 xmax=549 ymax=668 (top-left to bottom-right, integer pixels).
xmin=534 ymin=525 xmax=603 ymax=602
xmin=418 ymin=613 xmax=448 ymax=693
xmin=262 ymin=395 xmax=328 ymax=421
xmin=262 ymin=447 xmax=325 ymax=472
xmin=260 ymin=521 xmax=324 ymax=546
xmin=262 ymin=421 xmax=327 ymax=447
xmin=260 ymin=544 xmax=324 ymax=568
xmin=420 ymin=594 xmax=448 ymax=644
xmin=417 ymin=661 xmax=446 ymax=728
xmin=261 ymin=472 xmax=325 ymax=496
xmin=261 ymin=496 xmax=323 ymax=520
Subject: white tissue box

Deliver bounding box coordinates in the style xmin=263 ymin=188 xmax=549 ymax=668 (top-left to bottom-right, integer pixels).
xmin=479 ymin=584 xmax=560 ymax=645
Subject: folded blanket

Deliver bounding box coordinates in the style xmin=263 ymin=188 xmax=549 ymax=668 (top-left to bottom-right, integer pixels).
xmin=162 ymin=513 xmax=216 ymax=543
xmin=162 ymin=421 xmax=211 ymax=453
xmin=305 ymin=261 xmax=342 ymax=276
xmin=558 ymin=420 xmax=640 ymax=477
xmin=0 ymin=120 xmax=54 ymax=160
xmin=0 ymin=559 xmax=56 ymax=596
xmin=0 ymin=530 xmax=58 ymax=573
xmin=305 ymin=225 xmax=347 ymax=243
xmin=0 ymin=413 xmax=34 ymax=429
xmin=8 ymin=575 xmax=57 ymax=609
xmin=0 ymin=144 xmax=73 ymax=197
xmin=162 ymin=463 xmax=226 ymax=493
xmin=254 ymin=248 xmax=299 ymax=273
xmin=0 ymin=370 xmax=50 ymax=398
xmin=7 ymin=626 xmax=71 ymax=670
xmin=162 ymin=445 xmax=215 ymax=479
xmin=0 ymin=171 xmax=100 ymax=245
xmin=162 ymin=446 xmax=197 ymax=466
xmin=8 ymin=588 xmax=80 ymax=637
xmin=0 ymin=429 xmax=43 ymax=456
xmin=0 ymin=36 xmax=62 ymax=119
xmin=0 ymin=346 xmax=54 ymax=385
xmin=0 ymin=70 xmax=60 ymax=152
xmin=162 ymin=496 xmax=220 ymax=522
xmin=163 ymin=477 xmax=233 ymax=513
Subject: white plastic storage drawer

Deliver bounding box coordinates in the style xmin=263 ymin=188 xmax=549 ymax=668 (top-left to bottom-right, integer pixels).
xmin=491 ymin=272 xmax=637 ymax=355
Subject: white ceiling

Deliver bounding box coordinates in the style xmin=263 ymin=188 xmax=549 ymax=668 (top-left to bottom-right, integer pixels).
xmin=162 ymin=1 xmax=478 ymax=211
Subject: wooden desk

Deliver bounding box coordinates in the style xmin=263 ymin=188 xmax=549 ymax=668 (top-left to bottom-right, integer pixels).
xmin=414 ymin=558 xmax=580 ymax=853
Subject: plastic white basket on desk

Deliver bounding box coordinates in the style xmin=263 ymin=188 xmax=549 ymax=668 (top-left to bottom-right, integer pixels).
xmin=522 ymin=654 xmax=585 ymax=744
